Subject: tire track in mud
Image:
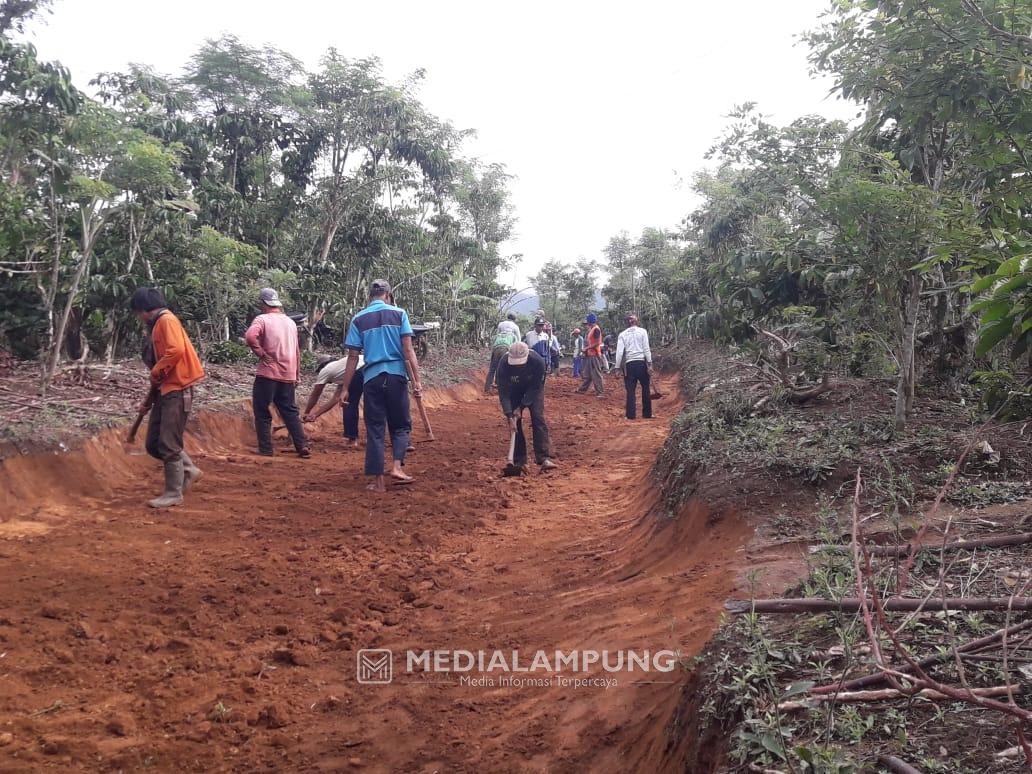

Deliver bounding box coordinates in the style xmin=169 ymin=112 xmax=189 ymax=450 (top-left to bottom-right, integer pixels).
xmin=0 ymin=374 xmax=749 ymax=772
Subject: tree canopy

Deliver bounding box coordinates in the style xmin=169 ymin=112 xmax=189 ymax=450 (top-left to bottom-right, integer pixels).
xmin=0 ymin=5 xmax=516 ymax=385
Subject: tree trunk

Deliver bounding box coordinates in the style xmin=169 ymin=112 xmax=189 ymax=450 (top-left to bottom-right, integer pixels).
xmin=928 ymin=263 xmax=952 ymax=377
xmin=42 ymin=250 xmax=90 ymax=393
xmin=317 ymin=219 xmax=340 ymax=266
xmin=103 ymin=312 xmax=117 ymax=366
xmin=40 ymin=167 xmax=64 ymax=373
xmin=42 ymin=204 xmax=105 ymax=393
xmin=894 ymin=272 xmax=922 ymax=431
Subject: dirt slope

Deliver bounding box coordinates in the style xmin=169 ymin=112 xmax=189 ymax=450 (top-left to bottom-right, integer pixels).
xmin=0 ymin=374 xmax=749 ymax=772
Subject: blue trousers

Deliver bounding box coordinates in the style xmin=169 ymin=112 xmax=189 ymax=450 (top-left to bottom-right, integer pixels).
xmin=363 ymin=372 xmax=411 ymax=476
xmin=572 ymin=356 xmax=583 ymax=378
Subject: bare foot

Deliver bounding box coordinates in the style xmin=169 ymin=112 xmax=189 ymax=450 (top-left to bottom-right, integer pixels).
xmin=366 ymin=477 xmax=386 ymax=492
xmin=390 ymin=469 xmax=414 ymax=485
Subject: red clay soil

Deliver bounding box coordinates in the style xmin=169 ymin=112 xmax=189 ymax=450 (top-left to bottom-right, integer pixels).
xmin=0 ymin=373 xmax=750 ymax=773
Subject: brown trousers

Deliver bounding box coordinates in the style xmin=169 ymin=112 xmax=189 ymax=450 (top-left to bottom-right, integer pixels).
xmin=577 ymin=355 xmax=605 ymax=396
xmin=145 ymin=389 xmax=189 ymax=462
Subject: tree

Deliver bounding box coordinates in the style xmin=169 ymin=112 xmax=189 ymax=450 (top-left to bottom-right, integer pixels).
xmin=806 ymin=0 xmax=1032 ymax=410
xmin=41 ymin=104 xmax=184 ymax=388
xmin=602 ymin=232 xmax=635 ymax=313
xmin=530 ymin=259 xmax=570 ymax=325
xmin=0 ymin=9 xmax=517 ymax=370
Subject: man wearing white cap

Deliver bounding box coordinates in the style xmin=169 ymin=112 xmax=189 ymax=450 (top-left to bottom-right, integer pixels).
xmin=244 ymin=287 xmax=310 ymax=457
xmin=495 ymin=342 xmax=556 ymax=470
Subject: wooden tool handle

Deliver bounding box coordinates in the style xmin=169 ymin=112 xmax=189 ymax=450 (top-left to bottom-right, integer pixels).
xmin=126 ymin=386 xmax=159 ymax=443
xmin=414 ymin=392 xmax=435 ymax=441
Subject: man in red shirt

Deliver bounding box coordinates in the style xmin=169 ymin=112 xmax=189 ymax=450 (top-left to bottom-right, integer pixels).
xmin=244 ymin=288 xmax=310 ymax=458
xmin=575 ymin=312 xmax=605 ymax=397
xmin=131 ymin=287 xmax=205 ymax=508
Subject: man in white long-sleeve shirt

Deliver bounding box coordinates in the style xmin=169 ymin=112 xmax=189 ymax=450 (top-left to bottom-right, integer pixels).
xmin=615 ymin=314 xmax=653 ymax=419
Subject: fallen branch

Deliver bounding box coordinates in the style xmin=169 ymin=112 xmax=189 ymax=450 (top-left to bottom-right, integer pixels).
xmin=810 ymin=618 xmax=1032 ymax=695
xmin=725 ymin=597 xmax=1032 ymax=614
xmin=786 ymin=372 xmax=833 ymax=403
xmin=753 ymin=327 xmax=834 ymax=403
xmin=811 ymin=531 xmax=1032 ymax=557
xmin=778 ymin=684 xmax=1022 ymax=712
xmin=0 ymin=392 xmax=127 ymax=418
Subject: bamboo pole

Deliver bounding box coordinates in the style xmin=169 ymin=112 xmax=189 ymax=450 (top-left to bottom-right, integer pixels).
xmin=811 ymin=531 xmax=1032 ymax=557
xmin=726 ymin=597 xmax=1032 ymax=614
xmin=778 ymin=684 xmax=1021 ymax=712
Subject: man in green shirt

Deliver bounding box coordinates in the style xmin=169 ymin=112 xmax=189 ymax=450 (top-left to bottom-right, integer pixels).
xmin=485 ymin=312 xmax=521 ymax=393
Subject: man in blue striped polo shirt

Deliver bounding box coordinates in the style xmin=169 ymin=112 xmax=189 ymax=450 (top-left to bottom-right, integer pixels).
xmin=337 ymin=279 xmax=424 ymax=491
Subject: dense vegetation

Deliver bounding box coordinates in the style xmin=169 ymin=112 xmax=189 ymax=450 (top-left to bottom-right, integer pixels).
xmin=1 ymin=0 xmax=1029 ymax=428
xmin=0 ymin=1 xmax=514 ymax=389
xmin=574 ymin=0 xmax=1031 ymax=428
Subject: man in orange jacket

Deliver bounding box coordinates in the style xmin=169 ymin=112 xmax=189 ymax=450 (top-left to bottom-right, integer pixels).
xmin=131 ymin=287 xmax=205 ymax=508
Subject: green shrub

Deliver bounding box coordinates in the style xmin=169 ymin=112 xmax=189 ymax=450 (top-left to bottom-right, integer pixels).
xmin=300 ymin=350 xmax=320 ymax=372
xmin=971 ymin=370 xmax=1032 ymax=421
xmin=205 ymin=340 xmax=252 ymax=365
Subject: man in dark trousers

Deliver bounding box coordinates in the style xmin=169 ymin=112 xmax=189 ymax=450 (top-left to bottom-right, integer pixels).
xmin=615 ymin=313 xmax=653 ymax=419
xmin=302 ymin=351 xmax=365 ymax=448
xmin=496 ymin=341 xmax=557 ymax=470
xmin=337 ymin=279 xmax=424 ymax=491
xmin=245 ymin=287 xmax=310 ymax=458
xmin=131 ymin=287 xmax=206 ymax=508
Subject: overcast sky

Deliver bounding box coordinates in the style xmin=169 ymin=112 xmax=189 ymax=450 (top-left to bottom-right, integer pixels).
xmin=31 ymin=0 xmax=857 ymax=289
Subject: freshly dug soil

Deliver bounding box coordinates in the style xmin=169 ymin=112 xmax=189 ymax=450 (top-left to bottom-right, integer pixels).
xmin=0 ymin=373 xmax=750 ymax=772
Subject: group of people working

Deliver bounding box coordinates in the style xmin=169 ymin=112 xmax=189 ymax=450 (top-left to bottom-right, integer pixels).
xmin=129 ymin=278 xmax=655 ymax=509
xmin=480 ymin=309 xmax=656 ymax=474
xmin=129 ymin=278 xmax=423 ymax=509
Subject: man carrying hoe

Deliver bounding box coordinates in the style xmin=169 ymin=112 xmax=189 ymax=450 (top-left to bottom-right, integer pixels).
xmin=337 ymin=279 xmax=424 ymax=491
xmin=496 ymin=341 xmax=557 ymax=471
xmin=130 ymin=287 xmax=205 ymax=508
xmin=615 ymin=313 xmax=653 ymax=420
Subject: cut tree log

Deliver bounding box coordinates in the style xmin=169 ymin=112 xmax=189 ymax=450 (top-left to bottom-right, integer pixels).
xmin=811 ymin=531 xmax=1032 ymax=556
xmin=726 ymin=597 xmax=1032 ymax=615
xmin=877 ymin=755 xmax=923 ymax=774
xmin=778 ymin=684 xmax=1021 ymax=712
xmin=811 ymin=618 xmax=1032 ymax=695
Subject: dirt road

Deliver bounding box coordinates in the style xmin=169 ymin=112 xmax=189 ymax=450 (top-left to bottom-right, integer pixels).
xmin=0 ymin=373 xmax=749 ymax=772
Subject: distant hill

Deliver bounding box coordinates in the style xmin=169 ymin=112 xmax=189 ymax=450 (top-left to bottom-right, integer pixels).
xmin=504 ymin=290 xmax=607 ymax=315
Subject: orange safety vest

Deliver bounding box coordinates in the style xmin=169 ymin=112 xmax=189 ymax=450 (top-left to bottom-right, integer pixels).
xmin=585 ymin=324 xmax=603 ymax=357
